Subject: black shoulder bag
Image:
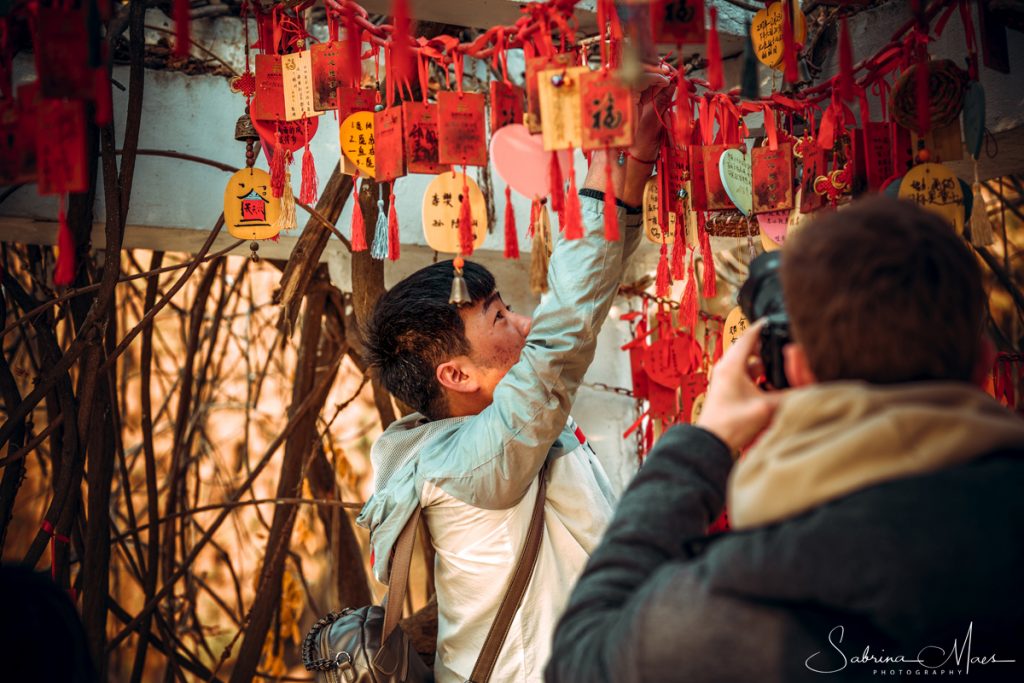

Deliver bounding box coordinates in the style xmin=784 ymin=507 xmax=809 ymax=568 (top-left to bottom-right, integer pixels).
xmin=301 ymin=470 xmax=548 ymax=683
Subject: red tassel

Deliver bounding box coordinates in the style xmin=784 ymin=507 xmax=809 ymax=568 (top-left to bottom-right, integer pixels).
xmin=707 ymin=7 xmax=723 ymax=91
xmin=92 ymin=67 xmax=112 ymax=126
xmin=54 ymin=198 xmax=76 ymax=286
xmin=679 ymin=250 xmax=698 ymax=331
xmin=674 ymin=78 xmax=692 ymax=144
xmin=698 ymin=216 xmax=717 ymax=298
xmin=458 ymin=168 xmax=474 ymax=255
xmin=562 ymin=154 xmax=583 ymax=240
xmin=270 ymin=139 xmax=286 ymax=198
xmin=351 ymin=179 xmax=367 ymax=251
xmin=838 ymin=16 xmax=854 ymax=102
xmin=603 ymin=156 xmax=619 ymax=241
xmin=782 ymin=0 xmax=799 ymax=84
xmin=503 ymin=185 xmax=519 ymax=258
xmin=914 ymin=41 xmax=930 ymax=136
xmin=300 ymin=145 xmax=318 ymax=205
xmin=548 ymin=151 xmax=564 ymax=215
xmin=173 ymin=0 xmax=190 ymax=60
xmin=655 ymin=242 xmax=671 ymax=298
xmin=387 ymin=190 xmax=400 ymax=261
xmin=670 ymin=223 xmax=686 ymax=280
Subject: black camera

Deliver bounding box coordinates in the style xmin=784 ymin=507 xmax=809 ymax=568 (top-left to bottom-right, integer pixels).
xmin=737 ymin=252 xmax=791 ymax=389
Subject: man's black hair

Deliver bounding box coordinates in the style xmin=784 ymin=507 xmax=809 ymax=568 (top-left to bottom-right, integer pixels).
xmin=364 ymin=260 xmax=495 ymax=420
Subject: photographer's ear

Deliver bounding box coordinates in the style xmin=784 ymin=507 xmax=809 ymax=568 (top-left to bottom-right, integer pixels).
xmin=783 ymin=343 xmax=817 ymax=388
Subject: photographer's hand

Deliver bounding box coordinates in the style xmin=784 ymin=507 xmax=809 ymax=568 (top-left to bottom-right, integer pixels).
xmin=696 ymin=320 xmax=785 ymax=454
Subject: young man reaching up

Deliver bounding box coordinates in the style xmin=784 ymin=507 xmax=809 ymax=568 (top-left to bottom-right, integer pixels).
xmin=358 ymin=75 xmax=671 ymax=683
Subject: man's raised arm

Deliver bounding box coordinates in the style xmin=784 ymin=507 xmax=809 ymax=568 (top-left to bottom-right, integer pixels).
xmin=422 ymin=75 xmax=673 ymax=509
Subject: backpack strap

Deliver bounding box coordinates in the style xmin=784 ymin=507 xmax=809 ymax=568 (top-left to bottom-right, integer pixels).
xmin=381 ymin=505 xmax=421 ymax=644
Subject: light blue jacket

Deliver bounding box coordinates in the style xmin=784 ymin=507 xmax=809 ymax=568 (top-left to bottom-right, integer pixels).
xmin=357 ymin=195 xmax=642 ymax=581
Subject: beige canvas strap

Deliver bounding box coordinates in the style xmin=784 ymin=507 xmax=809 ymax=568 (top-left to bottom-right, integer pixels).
xmin=381 ymin=505 xmax=421 ymax=644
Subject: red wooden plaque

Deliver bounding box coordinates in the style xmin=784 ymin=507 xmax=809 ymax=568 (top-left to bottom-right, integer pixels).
xmin=437 ymin=91 xmax=487 ymax=167
xmin=799 ymin=144 xmax=827 ymax=213
xmin=579 ymin=70 xmax=634 ymax=151
xmin=0 ymin=100 xmax=23 ymax=185
xmin=253 ymin=54 xmax=285 ymax=121
xmin=337 ymin=86 xmax=377 ymax=122
xmin=751 ymin=142 xmax=794 ymax=213
xmin=35 ymin=7 xmax=92 ymax=99
xmin=374 ymin=105 xmax=406 ymax=182
xmin=656 ymin=0 xmax=706 ymax=45
xmin=863 ymin=121 xmax=893 ymax=191
xmin=310 ymin=41 xmax=344 ymax=111
xmin=891 ymin=123 xmax=912 ymax=178
xmin=403 ymin=101 xmax=448 ymax=175
xmin=36 ymin=98 xmax=88 ymax=195
xmin=645 ymin=336 xmax=683 ymax=388
xmin=702 ymin=145 xmax=736 ymax=210
xmin=489 ymin=80 xmax=524 ymax=132
xmin=849 ymin=128 xmax=868 ymax=195
xmin=648 ymin=382 xmax=679 ymax=423
xmin=0 ymin=85 xmax=38 ymax=185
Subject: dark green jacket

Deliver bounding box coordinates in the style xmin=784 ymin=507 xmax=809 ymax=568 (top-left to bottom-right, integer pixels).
xmin=546 ymin=425 xmax=1024 ymax=683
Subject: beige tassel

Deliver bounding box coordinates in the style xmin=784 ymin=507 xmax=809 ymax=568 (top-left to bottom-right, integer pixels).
xmin=530 ymin=203 xmax=552 ymax=295
xmin=969 ymin=163 xmax=994 ymax=247
xmin=273 ymin=170 xmax=297 ymax=233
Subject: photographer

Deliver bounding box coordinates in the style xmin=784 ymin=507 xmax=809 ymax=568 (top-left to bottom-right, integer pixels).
xmin=545 ymin=197 xmax=1024 ymax=683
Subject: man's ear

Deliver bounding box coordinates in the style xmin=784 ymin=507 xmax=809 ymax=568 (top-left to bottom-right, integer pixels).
xmin=437 ymin=357 xmax=481 ymax=394
xmin=783 ymin=343 xmax=817 ymax=388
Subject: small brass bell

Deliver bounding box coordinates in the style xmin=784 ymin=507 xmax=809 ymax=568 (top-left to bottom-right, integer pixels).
xmin=449 ymin=258 xmax=470 ymax=306
xmin=234 ymin=112 xmax=259 ymax=143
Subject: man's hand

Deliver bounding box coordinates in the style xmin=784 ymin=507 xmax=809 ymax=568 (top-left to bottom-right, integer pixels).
xmin=696 ymin=320 xmax=785 ymax=454
xmin=583 ymin=67 xmax=672 ymax=207
xmin=629 ymin=68 xmax=674 ymax=163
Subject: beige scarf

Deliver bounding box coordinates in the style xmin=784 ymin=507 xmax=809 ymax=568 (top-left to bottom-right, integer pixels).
xmin=727 ymin=381 xmax=1024 ymax=530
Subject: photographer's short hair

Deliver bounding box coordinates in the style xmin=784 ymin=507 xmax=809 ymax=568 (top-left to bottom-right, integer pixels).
xmin=364 ymin=260 xmax=495 ymax=420
xmin=0 ymin=564 xmax=97 ymax=682
xmin=781 ymin=196 xmax=985 ymax=384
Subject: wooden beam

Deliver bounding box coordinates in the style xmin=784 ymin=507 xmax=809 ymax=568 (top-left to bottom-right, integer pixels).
xmin=358 ymin=0 xmax=598 ymax=33
xmin=0 ymin=216 xmax=540 ymax=311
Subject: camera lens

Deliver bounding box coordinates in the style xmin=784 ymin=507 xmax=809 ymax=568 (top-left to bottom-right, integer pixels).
xmin=738 ymin=252 xmax=791 ymax=389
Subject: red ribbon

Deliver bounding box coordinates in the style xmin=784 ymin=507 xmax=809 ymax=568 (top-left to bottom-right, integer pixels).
xmin=957 ymin=0 xmax=979 ymax=81
xmin=40 ymin=519 xmax=70 ymax=584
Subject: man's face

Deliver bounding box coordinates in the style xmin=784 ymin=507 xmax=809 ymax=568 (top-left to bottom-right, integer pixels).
xmin=459 ymin=290 xmax=532 ymax=403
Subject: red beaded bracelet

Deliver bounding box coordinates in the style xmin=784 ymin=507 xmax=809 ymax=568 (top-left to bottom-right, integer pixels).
xmin=617 ymin=149 xmax=658 ymax=166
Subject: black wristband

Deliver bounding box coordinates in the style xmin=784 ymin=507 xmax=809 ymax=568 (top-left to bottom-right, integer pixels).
xmin=578 ymin=188 xmax=643 ymax=215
